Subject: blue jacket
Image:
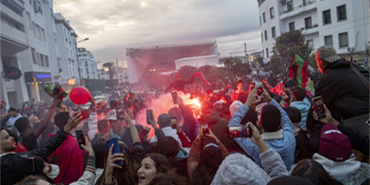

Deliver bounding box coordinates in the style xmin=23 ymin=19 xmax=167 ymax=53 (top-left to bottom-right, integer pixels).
xmin=290 ymin=99 xmax=311 ymax=129
xmin=229 ymin=99 xmax=296 ymax=170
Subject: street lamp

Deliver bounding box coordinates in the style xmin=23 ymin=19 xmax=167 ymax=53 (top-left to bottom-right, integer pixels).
xmin=77 ymin=38 xmax=89 ymax=44
xmin=75 ymin=38 xmax=89 ymax=85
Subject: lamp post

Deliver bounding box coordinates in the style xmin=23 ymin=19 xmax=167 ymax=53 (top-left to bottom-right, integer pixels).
xmin=91 ymin=61 xmax=100 ymax=92
xmin=76 ymin=38 xmax=89 ymax=86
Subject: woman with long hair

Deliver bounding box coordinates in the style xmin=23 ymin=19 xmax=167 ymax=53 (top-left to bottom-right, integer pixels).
xmin=96 ymin=111 xmax=146 ymax=184
xmin=138 ymin=153 xmax=172 ymax=185
xmin=291 ymin=159 xmax=342 ymax=185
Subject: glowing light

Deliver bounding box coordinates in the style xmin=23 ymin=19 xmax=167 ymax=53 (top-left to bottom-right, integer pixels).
xmin=68 ymin=78 xmax=75 ymax=85
xmin=104 ymin=67 xmax=109 ymax=71
xmin=141 ymin=2 xmax=148 ymax=7
xmin=192 ymin=99 xmax=201 ymax=108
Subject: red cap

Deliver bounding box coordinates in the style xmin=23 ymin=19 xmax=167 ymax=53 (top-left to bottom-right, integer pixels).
xmin=320 ymin=124 xmax=352 ymax=162
xmin=25 ymin=107 xmax=31 ymax=111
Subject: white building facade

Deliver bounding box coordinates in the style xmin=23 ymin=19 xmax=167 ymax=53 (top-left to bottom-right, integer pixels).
xmin=0 ymin=0 xmax=29 ymax=108
xmin=258 ymin=0 xmax=370 ymax=65
xmin=1 ymin=0 xmax=83 ymax=109
xmin=54 ymin=13 xmax=80 ymax=90
xmin=78 ymin=47 xmax=98 ymax=79
xmin=97 ymin=66 xmax=128 ymax=84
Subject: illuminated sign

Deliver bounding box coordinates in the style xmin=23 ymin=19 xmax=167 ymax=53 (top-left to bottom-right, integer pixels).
xmin=35 ymin=73 xmax=51 ymax=80
xmin=25 ymin=72 xmax=52 ymax=83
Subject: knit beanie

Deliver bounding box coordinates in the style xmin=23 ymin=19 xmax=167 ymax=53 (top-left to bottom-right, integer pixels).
xmin=211 ymin=153 xmax=271 ymax=185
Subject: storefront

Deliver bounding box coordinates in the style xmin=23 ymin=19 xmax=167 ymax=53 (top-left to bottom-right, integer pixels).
xmin=24 ymin=72 xmax=53 ymax=104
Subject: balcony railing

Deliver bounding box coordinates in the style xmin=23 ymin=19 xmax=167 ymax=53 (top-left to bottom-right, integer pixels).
xmin=280 ymin=0 xmax=316 ymax=15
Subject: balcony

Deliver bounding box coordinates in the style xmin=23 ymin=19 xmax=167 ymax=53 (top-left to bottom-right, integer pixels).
xmin=280 ymin=0 xmax=317 ymax=20
xmin=0 ymin=22 xmax=28 ymax=55
xmin=302 ymin=24 xmax=319 ymax=35
xmin=1 ymin=3 xmax=24 ymax=25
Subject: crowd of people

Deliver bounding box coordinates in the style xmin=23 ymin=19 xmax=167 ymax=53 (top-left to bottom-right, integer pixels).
xmin=0 ymin=45 xmax=369 ymax=185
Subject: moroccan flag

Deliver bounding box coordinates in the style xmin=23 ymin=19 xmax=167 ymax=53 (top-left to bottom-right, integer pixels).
xmin=289 ymin=54 xmax=308 ymax=89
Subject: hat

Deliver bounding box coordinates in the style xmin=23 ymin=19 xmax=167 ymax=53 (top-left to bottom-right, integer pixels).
xmin=211 ymin=153 xmax=271 ymax=185
xmin=108 ymin=109 xmax=117 ymax=120
xmin=267 ymin=176 xmax=314 ymax=185
xmin=320 ymin=124 xmax=352 ymax=162
xmin=316 ymin=45 xmax=341 ymax=63
xmin=157 ymin=114 xmax=171 ymax=128
xmin=25 ymin=107 xmax=31 ymax=111
xmin=201 ymin=137 xmax=223 ymax=169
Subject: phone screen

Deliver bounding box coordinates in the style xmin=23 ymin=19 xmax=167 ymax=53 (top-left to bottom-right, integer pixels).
xmin=171 ymin=92 xmax=178 ymax=104
xmin=313 ymin=97 xmax=326 ymax=118
xmin=202 ymin=123 xmax=209 ymax=135
xmin=75 ymin=130 xmax=86 ymax=150
xmin=257 ymin=87 xmax=264 ymax=96
xmin=228 ymin=125 xmax=252 ymax=138
xmin=170 ymin=117 xmax=177 ymax=129
xmin=146 ymin=109 xmax=153 ymax=124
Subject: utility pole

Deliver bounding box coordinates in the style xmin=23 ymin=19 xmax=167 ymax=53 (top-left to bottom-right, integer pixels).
xmin=244 ymin=43 xmax=247 ymax=64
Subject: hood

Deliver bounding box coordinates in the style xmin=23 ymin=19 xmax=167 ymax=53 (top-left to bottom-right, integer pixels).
xmin=229 ymin=101 xmax=243 ymax=117
xmin=324 ymin=58 xmax=350 ymax=71
xmin=201 ymin=111 xmax=220 ymax=124
xmin=211 ymin=153 xmax=270 ymax=185
xmin=290 ymin=101 xmax=310 ymax=111
xmin=313 ymin=153 xmax=361 ymax=181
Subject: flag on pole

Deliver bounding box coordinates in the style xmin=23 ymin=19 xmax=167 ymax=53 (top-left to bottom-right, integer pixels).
xmin=289 ymin=54 xmax=308 ymax=89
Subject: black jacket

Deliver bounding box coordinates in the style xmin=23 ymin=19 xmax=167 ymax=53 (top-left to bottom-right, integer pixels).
xmin=1 ymin=129 xmax=69 ymax=185
xmin=179 ymin=104 xmax=197 ymax=142
xmin=338 ymin=123 xmax=369 ymax=156
xmin=307 ymin=59 xmax=369 ymax=131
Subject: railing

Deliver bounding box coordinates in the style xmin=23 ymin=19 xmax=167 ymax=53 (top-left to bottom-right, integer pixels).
xmin=280 ymin=0 xmax=316 ymax=15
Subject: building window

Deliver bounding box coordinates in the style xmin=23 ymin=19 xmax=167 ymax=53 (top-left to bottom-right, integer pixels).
xmin=264 ymin=30 xmax=268 ymax=41
xmin=261 ymin=33 xmax=263 ymax=42
xmin=323 ymin=10 xmax=331 ymax=25
xmin=32 ymin=22 xmax=36 ymax=35
xmin=324 ymin=35 xmax=333 ymax=46
xmin=271 ymin=27 xmax=276 ymax=38
xmin=26 ymin=12 xmax=32 ymax=29
xmin=259 ymin=16 xmax=262 ymax=26
xmin=45 ymin=56 xmax=49 ymax=67
xmin=305 ymin=17 xmax=312 ymax=29
xmin=40 ymin=28 xmax=45 ymax=40
xmin=289 ymin=22 xmax=295 ymax=31
xmin=40 ymin=54 xmax=44 ymax=66
xmin=287 ymin=1 xmax=293 ymax=12
xmin=266 ymin=48 xmax=269 ymax=58
xmin=31 ymin=48 xmax=37 ymax=64
xmin=263 ymin=12 xmax=266 ymax=23
xmin=307 ymin=39 xmax=314 ymax=48
xmin=339 ymin=32 xmax=348 ymax=48
xmin=270 ymin=7 xmax=274 ymax=19
xmin=337 ymin=5 xmax=346 ymax=21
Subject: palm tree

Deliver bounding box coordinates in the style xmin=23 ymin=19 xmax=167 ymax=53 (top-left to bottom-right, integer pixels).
xmin=102 ymin=62 xmax=115 ymax=80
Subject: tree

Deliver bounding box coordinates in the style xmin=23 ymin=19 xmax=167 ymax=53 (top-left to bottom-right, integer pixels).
xmin=102 ymin=62 xmax=115 ymax=80
xmin=223 ymin=57 xmax=251 ymax=77
xmin=269 ymin=30 xmax=313 ymax=76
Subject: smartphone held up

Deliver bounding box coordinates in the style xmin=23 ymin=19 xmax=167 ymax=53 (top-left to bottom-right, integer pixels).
xmin=146 ymin=109 xmax=154 ymax=124
xmin=75 ymin=130 xmax=86 ymax=150
xmin=106 ymin=138 xmax=124 ymax=166
xmin=312 ymin=96 xmax=326 ymax=119
xmin=228 ymin=125 xmax=252 ymax=138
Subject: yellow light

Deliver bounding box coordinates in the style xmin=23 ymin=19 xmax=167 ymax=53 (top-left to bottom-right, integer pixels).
xmin=68 ymin=78 xmax=75 ymax=85
xmin=104 ymin=67 xmax=109 ymax=72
